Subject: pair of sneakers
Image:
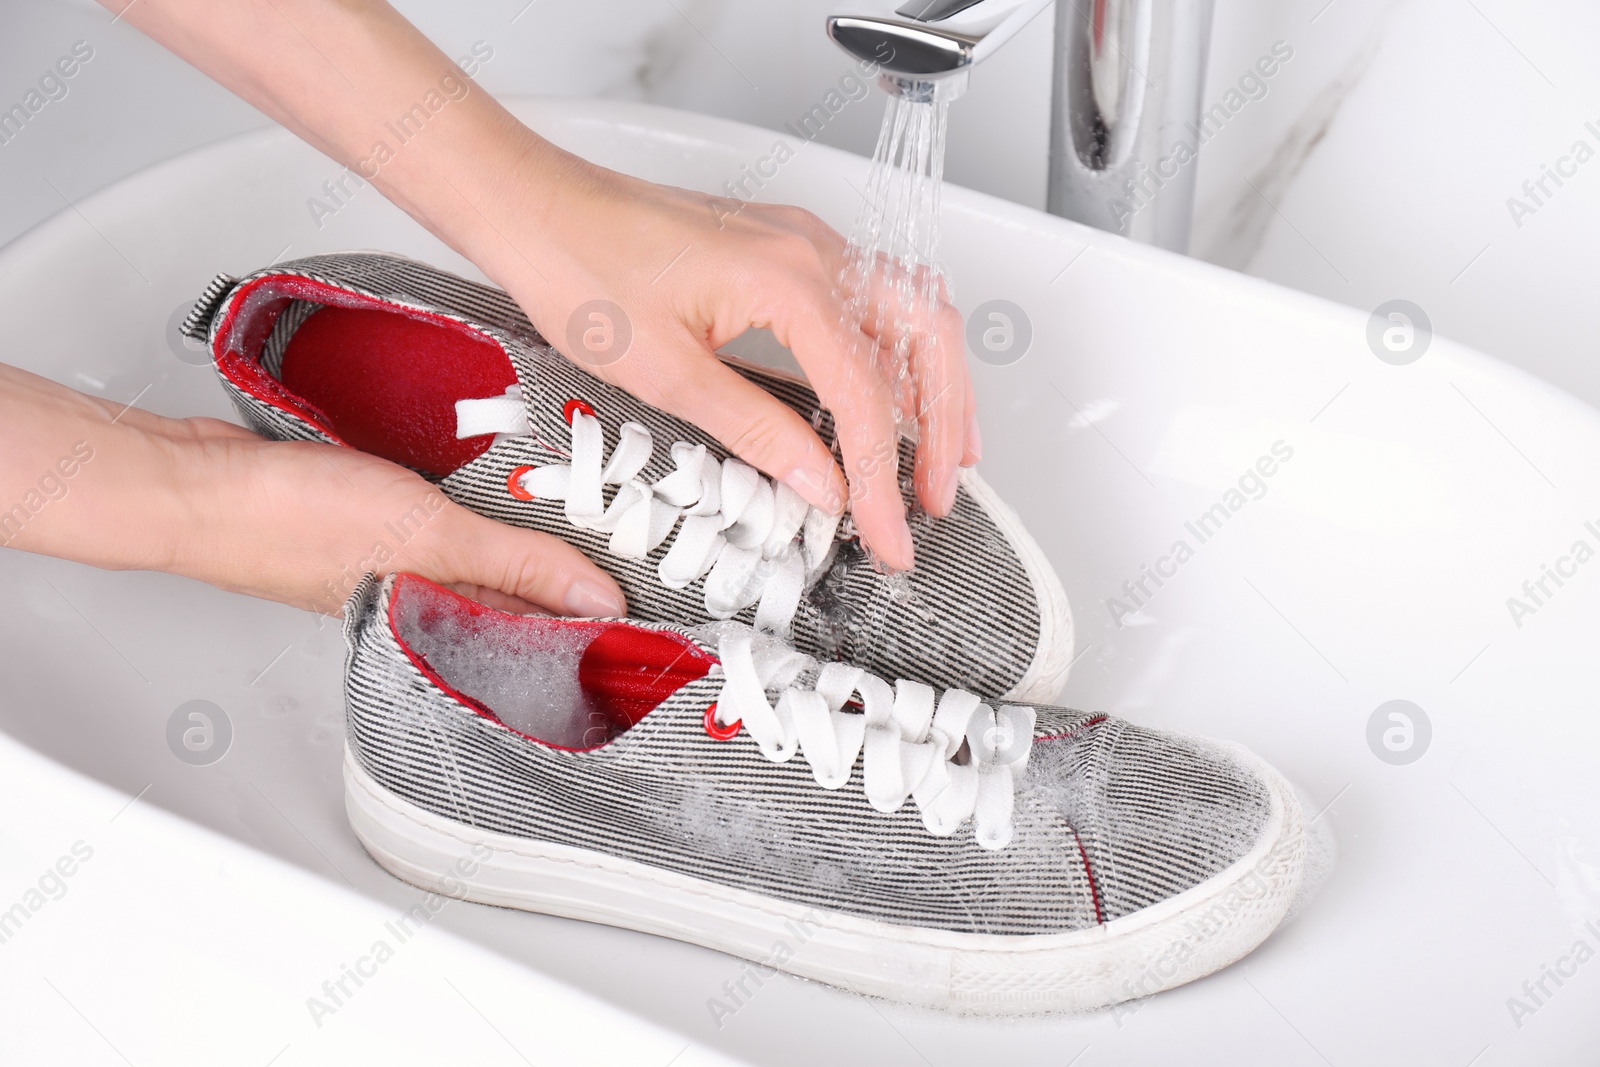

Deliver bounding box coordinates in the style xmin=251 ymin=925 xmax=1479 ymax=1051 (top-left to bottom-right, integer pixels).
xmin=185 ymin=252 xmax=1305 ymax=1014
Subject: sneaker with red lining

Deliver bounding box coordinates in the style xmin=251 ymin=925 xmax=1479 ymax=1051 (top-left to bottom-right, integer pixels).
xmin=341 ymin=571 xmax=1305 ymax=1014
xmin=183 ymin=251 xmax=1073 ymax=702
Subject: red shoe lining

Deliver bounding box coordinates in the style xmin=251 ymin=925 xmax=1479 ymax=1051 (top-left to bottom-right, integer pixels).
xmin=212 ymin=275 xmax=517 ymax=476
xmin=280 ymin=306 xmax=514 ymax=477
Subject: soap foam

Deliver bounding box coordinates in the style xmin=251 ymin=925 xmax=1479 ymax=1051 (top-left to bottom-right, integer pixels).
xmin=1021 ymin=729 xmax=1282 ymax=898
xmin=392 ymin=596 xmax=614 ymax=749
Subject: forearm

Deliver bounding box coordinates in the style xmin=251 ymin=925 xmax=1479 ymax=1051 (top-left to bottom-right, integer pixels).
xmin=104 ymin=0 xmax=579 ymax=296
xmin=0 ymin=363 xmax=193 ymax=570
xmin=0 ymin=362 xmax=625 ymax=616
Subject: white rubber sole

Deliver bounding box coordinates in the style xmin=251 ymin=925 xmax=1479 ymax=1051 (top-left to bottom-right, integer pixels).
xmin=344 ymin=745 xmax=1304 ymax=1016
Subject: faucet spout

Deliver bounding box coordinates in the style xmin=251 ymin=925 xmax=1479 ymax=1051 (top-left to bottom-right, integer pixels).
xmin=825 ymin=0 xmax=1052 ymax=75
xmin=826 ymin=0 xmax=1215 ymax=252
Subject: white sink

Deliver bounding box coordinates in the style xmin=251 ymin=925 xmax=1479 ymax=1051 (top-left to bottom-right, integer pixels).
xmin=1 ymin=96 xmax=1595 ymax=1065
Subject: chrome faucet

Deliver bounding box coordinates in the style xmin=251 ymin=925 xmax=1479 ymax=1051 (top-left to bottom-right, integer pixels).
xmin=826 ymin=0 xmax=1215 ymax=252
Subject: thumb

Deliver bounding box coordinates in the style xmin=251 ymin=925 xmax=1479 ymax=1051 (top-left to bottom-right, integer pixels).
xmin=406 ymin=502 xmax=627 ymax=618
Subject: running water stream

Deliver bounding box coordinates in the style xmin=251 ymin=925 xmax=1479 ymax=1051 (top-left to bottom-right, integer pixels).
xmin=838 ymin=92 xmax=953 ymax=434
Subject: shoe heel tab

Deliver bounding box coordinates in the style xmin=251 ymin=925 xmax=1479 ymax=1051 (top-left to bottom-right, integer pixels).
xmin=342 ymin=572 xmax=387 ymax=652
xmin=181 ymin=272 xmax=241 ymax=345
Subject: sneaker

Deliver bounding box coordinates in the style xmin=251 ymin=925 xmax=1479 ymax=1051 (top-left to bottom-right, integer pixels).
xmin=182 ymin=252 xmax=1073 ymax=702
xmin=341 ymin=572 xmax=1305 ymax=1014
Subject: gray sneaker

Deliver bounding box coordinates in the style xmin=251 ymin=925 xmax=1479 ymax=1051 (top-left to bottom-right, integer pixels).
xmin=342 ymin=572 xmax=1305 ymax=1014
xmin=184 ymin=251 xmax=1072 ymax=702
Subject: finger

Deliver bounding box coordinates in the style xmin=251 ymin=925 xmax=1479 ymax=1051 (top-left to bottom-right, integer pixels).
xmin=742 ymin=226 xmax=909 ymax=529
xmin=948 ymin=291 xmax=981 ymax=467
xmin=962 ymin=366 xmax=982 ymax=468
xmin=926 ymin=281 xmax=981 ymax=468
xmin=938 ymin=298 xmax=979 ymax=466
xmin=416 ymin=504 xmax=627 ymax=617
xmin=907 ymin=302 xmax=968 ymax=517
xmin=854 ymin=261 xmax=968 ymax=514
xmin=627 ymin=331 xmax=849 ymax=517
xmin=773 ymin=300 xmax=915 ymax=570
xmin=841 ymin=251 xmax=916 ymax=425
xmin=443 ymin=582 xmax=544 ymax=615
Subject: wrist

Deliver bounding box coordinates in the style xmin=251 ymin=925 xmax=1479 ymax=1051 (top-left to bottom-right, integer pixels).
xmin=373 ymin=97 xmax=580 ymax=291
xmin=133 ymin=419 xmax=246 ymax=585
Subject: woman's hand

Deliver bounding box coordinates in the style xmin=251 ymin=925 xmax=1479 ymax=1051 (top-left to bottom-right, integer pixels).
xmin=461 ymin=142 xmax=980 ymax=570
xmin=0 ymin=363 xmax=626 ymax=617
xmin=109 ymin=0 xmax=980 ymax=571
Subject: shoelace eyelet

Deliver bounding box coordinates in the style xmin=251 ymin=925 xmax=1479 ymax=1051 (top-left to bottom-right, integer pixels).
xmin=703 ymin=703 xmax=741 ymax=741
xmin=563 ymin=399 xmax=596 ymax=425
xmin=506 ymin=465 xmax=538 ymax=501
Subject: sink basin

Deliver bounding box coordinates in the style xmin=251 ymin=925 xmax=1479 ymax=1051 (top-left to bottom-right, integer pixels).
xmin=1 ymin=96 xmax=1596 ymax=1065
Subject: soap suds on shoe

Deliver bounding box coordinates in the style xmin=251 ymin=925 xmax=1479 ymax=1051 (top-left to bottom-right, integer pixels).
xmin=392 ymin=595 xmax=613 ymax=748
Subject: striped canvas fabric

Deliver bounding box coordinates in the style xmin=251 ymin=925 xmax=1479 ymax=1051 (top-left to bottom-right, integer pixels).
xmin=344 ymin=572 xmax=1276 ymax=936
xmin=187 ymin=251 xmax=1071 ymax=701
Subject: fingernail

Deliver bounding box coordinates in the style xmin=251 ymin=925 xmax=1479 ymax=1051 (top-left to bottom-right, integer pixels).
xmin=564 ymin=579 xmax=625 ymax=618
xmin=939 ymin=467 xmax=960 ymax=515
xmin=785 ymin=466 xmax=845 ymax=515
xmin=896 ymin=519 xmax=916 ymax=569
xmin=965 ymin=407 xmax=983 ymax=465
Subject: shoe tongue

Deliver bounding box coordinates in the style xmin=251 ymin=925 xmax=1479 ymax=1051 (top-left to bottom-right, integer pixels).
xmin=452 ymin=329 xmax=548 ymax=439
xmin=452 ymin=342 xmax=610 ymax=449
xmin=577 ymin=625 xmax=716 ymax=726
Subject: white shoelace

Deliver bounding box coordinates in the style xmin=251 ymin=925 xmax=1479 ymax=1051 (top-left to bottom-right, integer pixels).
xmin=704 ymin=627 xmax=1036 ymax=851
xmin=457 ymin=387 xmax=843 ymax=634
